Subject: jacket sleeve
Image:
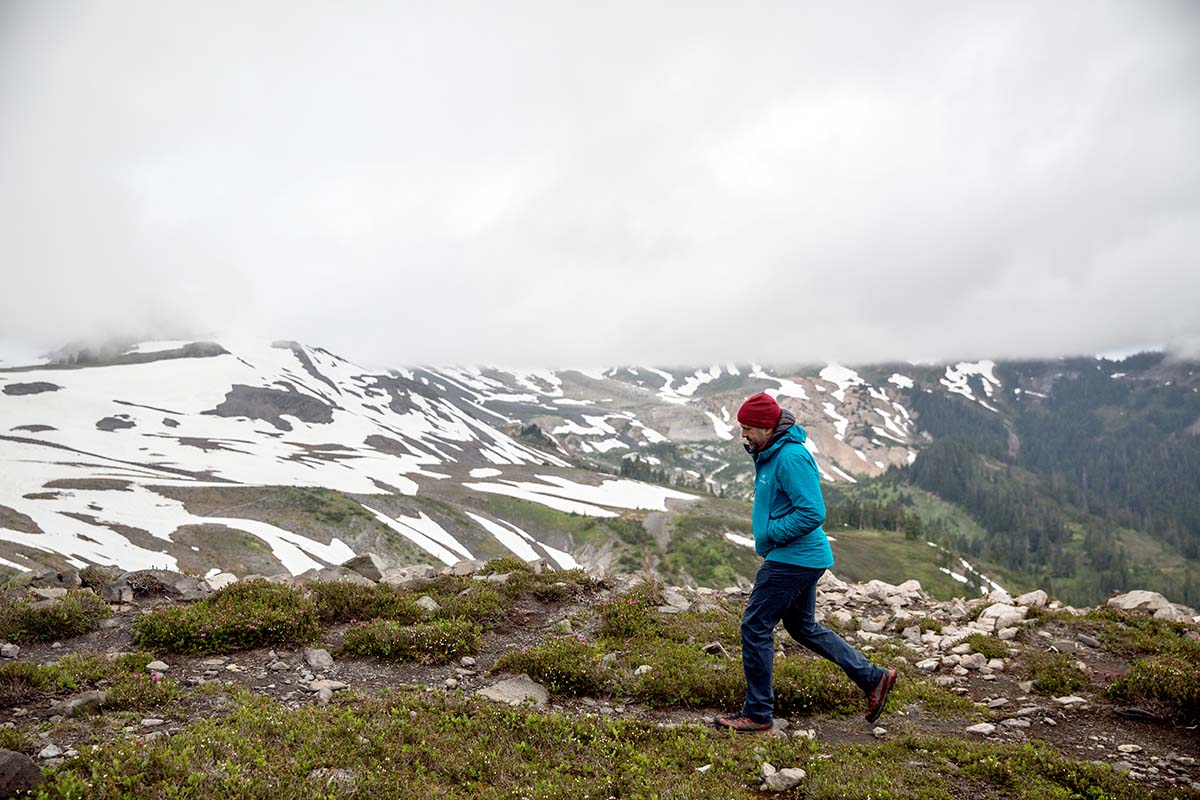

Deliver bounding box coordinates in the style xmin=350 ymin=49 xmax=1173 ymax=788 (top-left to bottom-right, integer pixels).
xmin=765 ymin=447 xmax=826 ymax=546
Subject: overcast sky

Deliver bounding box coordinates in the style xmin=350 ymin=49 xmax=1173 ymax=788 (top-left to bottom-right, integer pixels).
xmin=1 ymin=2 xmax=1198 ymax=368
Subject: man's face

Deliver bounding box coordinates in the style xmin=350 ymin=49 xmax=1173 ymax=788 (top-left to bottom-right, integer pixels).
xmin=741 ymin=424 xmax=774 ymax=451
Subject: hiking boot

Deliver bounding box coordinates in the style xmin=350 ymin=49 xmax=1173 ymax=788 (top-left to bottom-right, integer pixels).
xmin=865 ymin=667 xmax=897 ymax=723
xmin=716 ymin=715 xmax=773 ymax=733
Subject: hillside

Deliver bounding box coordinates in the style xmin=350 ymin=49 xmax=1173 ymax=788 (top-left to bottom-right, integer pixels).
xmin=0 ymin=559 xmax=1196 ymax=798
xmin=1 ymin=339 xmax=1198 ymax=610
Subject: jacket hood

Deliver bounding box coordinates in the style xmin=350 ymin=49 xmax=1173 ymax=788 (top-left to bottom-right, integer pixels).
xmin=755 ymin=423 xmax=807 ymax=462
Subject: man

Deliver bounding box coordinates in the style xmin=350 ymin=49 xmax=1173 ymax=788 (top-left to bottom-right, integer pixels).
xmin=717 ymin=391 xmax=896 ymax=733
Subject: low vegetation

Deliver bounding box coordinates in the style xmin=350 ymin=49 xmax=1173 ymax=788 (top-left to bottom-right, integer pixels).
xmin=132 ymin=581 xmax=322 ymax=654
xmin=0 ymin=589 xmax=110 ymax=643
xmin=340 ymin=618 xmax=480 ymax=664
xmin=1106 ymin=655 xmax=1200 ymax=721
xmin=1022 ymin=651 xmax=1090 ymax=696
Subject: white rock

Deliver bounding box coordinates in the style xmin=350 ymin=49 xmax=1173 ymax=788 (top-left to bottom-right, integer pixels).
xmin=872 ymin=727 xmax=887 ymax=738
xmin=1107 ymin=590 xmax=1171 ymax=614
xmin=145 ymin=660 xmax=170 ymax=672
xmin=1053 ymin=695 xmax=1087 ymax=707
xmin=966 ymin=723 xmax=996 ymax=735
xmin=1118 ymin=744 xmax=1143 ymax=754
xmin=915 ymin=659 xmax=940 ymax=672
xmin=762 ymin=767 xmax=806 ymax=792
xmin=477 ymin=674 xmax=548 ymax=707
xmin=1015 ymin=590 xmax=1048 ymax=608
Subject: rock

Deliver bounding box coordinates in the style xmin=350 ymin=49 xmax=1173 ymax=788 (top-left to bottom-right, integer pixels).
xmin=0 ymin=644 xmax=18 ymax=659
xmin=379 ymin=564 xmax=437 ymax=586
xmin=448 ymin=559 xmax=486 ymax=577
xmin=1118 ymin=744 xmax=1143 ymax=754
xmin=1053 ymin=695 xmax=1087 ymax=707
xmin=960 ymin=653 xmax=987 ymax=670
xmin=460 ymin=656 xmax=477 ymax=668
xmin=30 ymin=588 xmax=67 ymax=600
xmin=341 ymin=553 xmax=390 ymax=582
xmin=660 ymin=589 xmax=691 ymax=612
xmin=0 ymin=748 xmax=42 ymax=796
xmin=701 ymin=642 xmax=728 ymax=658
xmin=1077 ymin=634 xmax=1102 ymax=649
xmin=308 ymin=680 xmax=348 ymax=693
xmin=966 ymin=723 xmax=996 ymax=735
xmin=985 ymin=698 xmax=1010 ymax=708
xmin=308 ymin=767 xmax=357 ymax=792
xmin=476 ymin=674 xmax=548 ymax=707
xmin=140 ymin=718 xmax=165 ymax=727
xmin=1107 ymin=590 xmax=1172 ymax=614
xmin=316 ymin=688 xmax=334 ymax=705
xmin=146 ymin=660 xmax=170 ymax=672
xmin=37 ymin=744 xmax=62 ymax=760
xmin=1000 ymin=718 xmax=1030 ymax=729
xmin=987 ymin=658 xmax=1005 ymax=671
xmin=204 ymin=572 xmax=238 ymax=591
xmin=107 ymin=569 xmax=209 ymax=603
xmin=762 ymin=768 xmax=806 ymax=792
xmin=48 ymin=690 xmax=108 ymax=718
xmin=872 ymin=727 xmax=887 ymax=738
xmin=415 ymin=595 xmax=441 ymax=617
xmin=633 ymin=665 xmax=653 ymax=676
xmin=1017 ymin=680 xmax=1034 ymax=693
xmin=295 ymin=566 xmax=374 ymax=586
xmin=860 ymin=619 xmax=885 ymax=634
xmin=978 ymin=603 xmax=1028 ymax=630
xmin=1014 ymin=590 xmax=1048 ymax=608
xmin=915 ymin=659 xmax=940 ymax=672
xmin=303 ymin=648 xmax=334 ymax=670
xmin=997 ymin=627 xmax=1020 ymax=641
xmin=30 ymin=569 xmax=81 ymax=590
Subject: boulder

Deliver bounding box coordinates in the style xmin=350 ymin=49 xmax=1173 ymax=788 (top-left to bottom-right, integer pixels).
xmin=1107 ymin=590 xmax=1172 ymax=615
xmin=107 ymin=569 xmax=209 ymax=603
xmin=1014 ymin=590 xmax=1048 ymax=608
xmin=204 ymin=572 xmax=238 ymax=591
xmin=304 ymin=648 xmax=334 ymax=670
xmin=379 ymin=564 xmax=436 ymax=586
xmin=762 ymin=767 xmax=807 ymax=792
xmin=48 ymin=689 xmax=108 ymax=718
xmin=448 ymin=559 xmax=487 ymax=577
xmin=0 ymin=749 xmax=42 ymax=797
xmin=295 ymin=566 xmax=374 ymax=586
xmin=341 ymin=553 xmax=390 ymax=582
xmin=29 ymin=569 xmax=81 ymax=590
xmin=979 ymin=603 xmax=1028 ymax=630
xmin=477 ymin=674 xmax=548 ymax=707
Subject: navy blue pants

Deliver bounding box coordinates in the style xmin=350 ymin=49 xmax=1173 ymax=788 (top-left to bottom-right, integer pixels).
xmin=739 ymin=560 xmax=883 ymax=723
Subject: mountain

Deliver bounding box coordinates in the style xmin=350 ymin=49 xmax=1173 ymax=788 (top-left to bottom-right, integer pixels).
xmin=1 ymin=339 xmax=1197 ymax=606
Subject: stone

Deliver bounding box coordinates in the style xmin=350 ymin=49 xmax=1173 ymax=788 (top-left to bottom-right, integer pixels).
xmin=959 ymin=653 xmax=987 ymax=670
xmin=1118 ymin=744 xmax=1143 ymax=754
xmin=29 ymin=569 xmax=81 ymax=590
xmin=140 ymin=718 xmax=165 ymax=727
xmin=48 ymin=690 xmax=108 ymax=718
xmin=860 ymin=619 xmax=885 ymax=634
xmin=998 ymin=627 xmax=1020 ymax=641
xmin=308 ymin=679 xmax=348 ymax=693
xmin=1054 ymin=695 xmax=1087 ymax=707
xmin=985 ymin=698 xmax=1010 ymax=708
xmin=477 ymin=674 xmax=548 ymax=707
xmin=1014 ymin=590 xmax=1048 ymax=608
xmin=1000 ymin=718 xmax=1030 ymax=729
xmin=460 ymin=656 xmax=477 ymax=668
xmin=979 ymin=603 xmax=1028 ymax=630
xmin=872 ymin=727 xmax=887 ymax=738
xmin=449 ymin=559 xmax=486 ymax=577
xmin=1077 ymin=634 xmax=1102 ymax=648
xmin=966 ymin=723 xmax=996 ymax=735
xmin=1017 ymin=680 xmax=1034 ymax=693
xmin=987 ymin=658 xmax=1005 ymax=671
xmin=295 ymin=566 xmax=374 ymax=586
xmin=762 ymin=767 xmax=806 ymax=792
xmin=341 ymin=553 xmax=390 ymax=582
xmin=415 ymin=595 xmax=441 ymax=617
xmin=107 ymin=569 xmax=209 ymax=603
xmin=701 ymin=642 xmax=728 ymax=658
xmin=1108 ymin=590 xmax=1172 ymax=614
xmin=0 ymin=644 xmax=19 ymax=659
xmin=37 ymin=744 xmax=62 ymax=760
xmin=304 ymin=648 xmax=334 ymax=670
xmin=204 ymin=572 xmax=238 ymax=591
xmin=0 ymin=748 xmax=42 ymax=796
xmin=316 ymin=688 xmax=334 ymax=705
xmin=379 ymin=564 xmax=437 ymax=586
xmin=145 ymin=660 xmax=170 ymax=672
xmin=633 ymin=665 xmax=653 ymax=676
xmin=915 ymin=659 xmax=940 ymax=672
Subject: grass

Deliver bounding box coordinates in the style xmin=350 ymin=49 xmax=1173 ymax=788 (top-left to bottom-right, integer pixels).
xmin=0 ymin=588 xmax=110 ymax=643
xmin=132 ymin=581 xmax=322 ymax=654
xmin=964 ymin=633 xmax=1010 ymax=660
xmin=0 ymin=651 xmax=177 ymax=711
xmin=1022 ymin=651 xmax=1090 ymax=696
xmin=28 ymin=688 xmax=1191 ymax=800
xmin=1106 ymin=655 xmax=1200 ymax=721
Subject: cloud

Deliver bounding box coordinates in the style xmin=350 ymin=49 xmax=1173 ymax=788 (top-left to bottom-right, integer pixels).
xmin=1 ymin=1 xmax=1198 ymax=367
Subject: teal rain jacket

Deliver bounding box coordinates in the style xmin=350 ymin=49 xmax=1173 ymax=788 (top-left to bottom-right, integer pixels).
xmin=751 ymin=425 xmax=835 ymax=568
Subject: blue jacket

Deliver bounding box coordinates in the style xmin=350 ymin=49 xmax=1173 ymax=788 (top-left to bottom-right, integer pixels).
xmin=751 ymin=425 xmax=834 ymax=568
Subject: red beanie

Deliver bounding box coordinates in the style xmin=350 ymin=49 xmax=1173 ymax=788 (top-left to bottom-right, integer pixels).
xmin=737 ymin=392 xmax=781 ymax=429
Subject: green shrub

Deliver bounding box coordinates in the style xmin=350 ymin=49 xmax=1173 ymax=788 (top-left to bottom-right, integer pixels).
xmin=494 ymin=635 xmax=609 ymax=695
xmin=1023 ymin=651 xmax=1089 ymax=696
xmin=917 ymin=617 xmax=943 ymax=634
xmin=964 ymin=633 xmax=1009 ymax=660
xmin=0 ymin=588 xmax=110 ymax=643
xmin=305 ymin=580 xmax=424 ymax=624
xmin=597 ymin=582 xmax=662 ymax=640
xmin=0 ymin=651 xmax=163 ymax=707
xmin=132 ymin=581 xmax=321 ymax=654
xmin=1106 ymin=656 xmax=1200 ymax=720
xmin=104 ymin=671 xmax=181 ymax=711
xmin=773 ymin=657 xmax=863 ymax=717
xmin=630 ymin=641 xmax=743 ymax=709
xmin=1081 ymin=607 xmax=1200 ymax=660
xmin=341 ymin=618 xmax=480 ymax=664
xmin=437 ymin=583 xmax=511 ymax=623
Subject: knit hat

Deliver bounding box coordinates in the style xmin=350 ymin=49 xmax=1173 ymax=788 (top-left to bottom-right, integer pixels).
xmin=736 ymin=392 xmax=781 ymax=429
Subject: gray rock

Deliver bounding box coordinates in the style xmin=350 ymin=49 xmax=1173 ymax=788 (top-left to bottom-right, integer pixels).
xmin=762 ymin=767 xmax=806 ymax=792
xmin=48 ymin=690 xmax=108 ymax=718
xmin=295 ymin=566 xmax=374 ymax=586
xmin=341 ymin=553 xmax=389 ymax=582
xmin=0 ymin=644 xmax=18 ymax=659
xmin=460 ymin=656 xmax=477 ymax=668
xmin=140 ymin=718 xmax=165 ymax=727
xmin=1107 ymin=590 xmax=1171 ymax=614
xmin=1053 ymin=695 xmax=1087 ymax=707
xmin=448 ymin=559 xmax=486 ymax=577
xmin=1014 ymin=590 xmax=1048 ymax=608
xmin=0 ymin=748 xmax=42 ymax=796
xmin=304 ymin=648 xmax=334 ymax=670
xmin=204 ymin=572 xmax=238 ymax=591
xmin=1000 ymin=718 xmax=1030 ymax=729
xmin=30 ymin=569 xmax=81 ymax=590
xmin=37 ymin=744 xmax=62 ymax=760
xmin=966 ymin=723 xmax=996 ymax=735
xmin=1077 ymin=634 xmax=1102 ymax=649
xmin=379 ymin=564 xmax=436 ymax=586
xmin=145 ymin=660 xmax=170 ymax=672
xmin=308 ymin=679 xmax=348 ymax=693
xmin=108 ymin=569 xmax=209 ymax=603
xmin=476 ymin=674 xmax=548 ymax=707
xmin=701 ymin=642 xmax=728 ymax=658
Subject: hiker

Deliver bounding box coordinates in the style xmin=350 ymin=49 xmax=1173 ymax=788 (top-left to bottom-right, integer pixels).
xmin=717 ymin=392 xmax=896 ymax=733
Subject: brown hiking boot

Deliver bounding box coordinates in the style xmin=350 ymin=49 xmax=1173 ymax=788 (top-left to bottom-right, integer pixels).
xmin=865 ymin=668 xmax=897 ymax=723
xmin=716 ymin=715 xmax=773 ymax=733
